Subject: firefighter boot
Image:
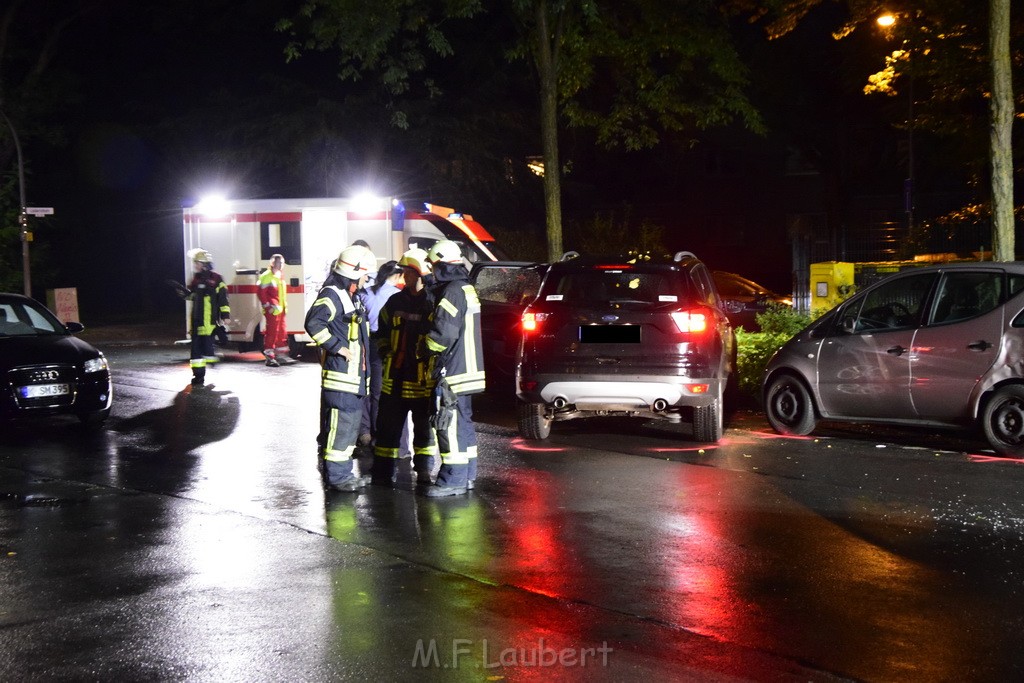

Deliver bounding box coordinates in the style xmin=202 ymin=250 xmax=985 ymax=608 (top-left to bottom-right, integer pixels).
xmin=413 ymin=453 xmax=436 ymax=486
xmin=191 ymin=368 xmax=206 ymax=386
xmin=423 ymin=463 xmax=469 ymax=497
xmin=355 ymin=453 xmax=374 ymax=487
xmin=370 ymin=455 xmax=397 ymax=487
xmin=325 ymin=460 xmax=362 ymax=492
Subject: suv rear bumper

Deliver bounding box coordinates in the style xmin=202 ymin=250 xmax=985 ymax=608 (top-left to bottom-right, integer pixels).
xmin=517 ymin=376 xmax=723 ymax=409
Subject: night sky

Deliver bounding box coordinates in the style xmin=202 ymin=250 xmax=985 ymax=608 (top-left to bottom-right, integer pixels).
xmin=6 ymin=1 xmax=924 ymax=320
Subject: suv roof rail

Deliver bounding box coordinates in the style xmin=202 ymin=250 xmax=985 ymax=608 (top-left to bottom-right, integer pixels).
xmin=673 ymin=251 xmax=697 ymax=262
xmin=560 ymin=251 xmax=580 ymax=261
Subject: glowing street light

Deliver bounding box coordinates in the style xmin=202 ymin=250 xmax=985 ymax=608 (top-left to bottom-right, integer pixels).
xmin=876 ymin=11 xmax=914 ymax=234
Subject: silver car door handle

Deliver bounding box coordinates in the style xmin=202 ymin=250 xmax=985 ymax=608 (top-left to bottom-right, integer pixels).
xmin=967 ymin=340 xmax=992 ymax=351
xmin=886 ymin=345 xmax=907 ymax=356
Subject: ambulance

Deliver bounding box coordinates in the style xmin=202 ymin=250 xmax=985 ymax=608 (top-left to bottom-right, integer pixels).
xmin=181 ymin=195 xmax=504 ymax=354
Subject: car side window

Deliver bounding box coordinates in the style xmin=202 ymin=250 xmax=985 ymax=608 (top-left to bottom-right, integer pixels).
xmin=928 ymin=271 xmax=1004 ymax=325
xmin=843 ymin=272 xmax=935 ymax=333
xmin=475 ymin=266 xmax=542 ymax=306
xmin=692 ymin=265 xmax=721 ymax=308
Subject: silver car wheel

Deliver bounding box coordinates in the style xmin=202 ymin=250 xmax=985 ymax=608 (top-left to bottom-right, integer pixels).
xmin=983 ymin=385 xmax=1024 ymax=457
xmin=765 ymin=375 xmax=817 ymax=436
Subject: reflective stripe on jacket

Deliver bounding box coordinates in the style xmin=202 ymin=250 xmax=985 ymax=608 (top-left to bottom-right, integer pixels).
xmin=188 ymin=271 xmax=229 ymax=336
xmin=257 ymin=268 xmax=287 ymax=315
xmin=304 ymin=285 xmax=370 ymax=396
xmin=425 ymin=270 xmax=485 ymax=395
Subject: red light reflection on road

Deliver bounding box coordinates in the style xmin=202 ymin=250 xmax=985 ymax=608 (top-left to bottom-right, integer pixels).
xmin=968 ymin=453 xmax=1024 ymax=464
xmin=504 ymin=471 xmax=577 ymax=599
xmin=511 ymin=438 xmax=567 ymax=453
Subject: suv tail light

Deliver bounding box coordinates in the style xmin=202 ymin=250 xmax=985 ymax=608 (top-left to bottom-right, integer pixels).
xmin=522 ymin=309 xmax=551 ymax=333
xmin=670 ymin=308 xmax=712 ymax=334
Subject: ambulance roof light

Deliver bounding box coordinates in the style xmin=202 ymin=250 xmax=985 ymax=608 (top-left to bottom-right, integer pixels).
xmin=194 ymin=195 xmax=230 ymax=218
xmin=351 ymin=192 xmax=384 ymax=214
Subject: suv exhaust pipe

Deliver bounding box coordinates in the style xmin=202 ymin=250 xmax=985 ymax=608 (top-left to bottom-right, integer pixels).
xmin=652 ymin=398 xmax=668 ymax=412
xmin=552 ymin=397 xmax=568 ymax=409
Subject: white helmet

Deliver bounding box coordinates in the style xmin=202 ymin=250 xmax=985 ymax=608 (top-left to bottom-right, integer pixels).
xmin=188 ymin=248 xmax=213 ymax=264
xmin=398 ymin=248 xmax=432 ymax=276
xmin=333 ymin=244 xmax=376 ymax=279
xmin=427 ymin=240 xmax=462 ymax=264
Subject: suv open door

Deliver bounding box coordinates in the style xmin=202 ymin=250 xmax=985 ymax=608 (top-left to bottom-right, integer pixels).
xmin=469 ymin=261 xmax=548 ymax=393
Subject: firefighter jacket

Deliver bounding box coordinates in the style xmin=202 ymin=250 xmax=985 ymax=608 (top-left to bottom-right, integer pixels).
xmin=304 ymin=284 xmax=370 ymax=396
xmin=376 ymin=287 xmax=433 ymax=399
xmin=257 ymin=268 xmax=287 ymax=316
xmin=188 ymin=270 xmax=229 ymax=336
xmin=424 ymin=263 xmax=486 ymax=395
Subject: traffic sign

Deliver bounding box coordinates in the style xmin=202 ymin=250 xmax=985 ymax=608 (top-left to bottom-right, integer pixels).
xmin=26 ymin=207 xmax=54 ymax=216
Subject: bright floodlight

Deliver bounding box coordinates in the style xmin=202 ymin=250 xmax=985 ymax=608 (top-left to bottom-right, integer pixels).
xmin=194 ymin=195 xmax=230 ymax=218
xmin=351 ymin=192 xmax=383 ymax=214
xmin=877 ymin=13 xmax=896 ymax=27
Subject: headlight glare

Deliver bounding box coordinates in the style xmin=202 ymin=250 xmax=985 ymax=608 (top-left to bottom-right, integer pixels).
xmin=84 ymin=357 xmax=108 ymax=374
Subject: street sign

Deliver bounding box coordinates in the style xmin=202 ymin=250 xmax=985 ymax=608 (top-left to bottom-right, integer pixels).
xmin=26 ymin=207 xmax=54 ymax=216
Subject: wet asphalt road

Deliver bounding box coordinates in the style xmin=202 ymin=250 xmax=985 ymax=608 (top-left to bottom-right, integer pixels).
xmin=2 ymin=339 xmax=1024 ymax=681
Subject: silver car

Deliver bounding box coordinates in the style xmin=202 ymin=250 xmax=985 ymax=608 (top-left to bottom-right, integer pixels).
xmin=762 ymin=262 xmax=1024 ymax=456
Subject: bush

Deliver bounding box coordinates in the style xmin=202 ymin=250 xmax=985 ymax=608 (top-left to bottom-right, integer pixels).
xmin=734 ymin=304 xmax=813 ymax=404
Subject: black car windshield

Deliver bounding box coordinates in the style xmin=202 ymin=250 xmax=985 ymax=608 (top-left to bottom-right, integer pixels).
xmin=0 ymin=300 xmax=66 ymax=337
xmin=541 ymin=268 xmax=689 ymax=305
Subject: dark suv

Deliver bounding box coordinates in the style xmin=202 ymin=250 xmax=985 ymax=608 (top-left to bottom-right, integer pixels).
xmin=515 ymin=252 xmax=735 ymax=442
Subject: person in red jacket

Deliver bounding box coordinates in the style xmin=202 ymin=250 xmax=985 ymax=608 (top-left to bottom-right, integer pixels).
xmin=257 ymin=254 xmax=291 ymax=367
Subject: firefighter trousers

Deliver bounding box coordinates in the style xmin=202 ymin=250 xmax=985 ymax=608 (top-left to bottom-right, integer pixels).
xmin=433 ymin=394 xmax=478 ymax=486
xmin=317 ymin=390 xmax=364 ymax=486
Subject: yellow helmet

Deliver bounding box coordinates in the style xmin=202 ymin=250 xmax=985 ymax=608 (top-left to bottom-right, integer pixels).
xmin=333 ymin=244 xmax=376 ymax=279
xmin=398 ymin=248 xmax=431 ymax=276
xmin=187 ymin=248 xmax=213 ymax=264
xmin=427 ymin=240 xmax=462 ymax=264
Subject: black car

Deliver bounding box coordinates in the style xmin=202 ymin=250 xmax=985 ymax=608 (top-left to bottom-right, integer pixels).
xmin=712 ymin=271 xmax=792 ymax=331
xmin=0 ymin=293 xmax=112 ymax=427
xmin=515 ymin=252 xmax=736 ymax=442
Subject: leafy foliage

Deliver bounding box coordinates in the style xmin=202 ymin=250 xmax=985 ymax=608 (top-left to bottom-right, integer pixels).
xmin=735 ymin=303 xmax=812 ymax=401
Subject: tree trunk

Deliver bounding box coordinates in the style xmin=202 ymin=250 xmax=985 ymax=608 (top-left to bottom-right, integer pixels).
xmin=990 ymin=0 xmax=1015 ymax=261
xmin=534 ymin=0 xmax=563 ymax=262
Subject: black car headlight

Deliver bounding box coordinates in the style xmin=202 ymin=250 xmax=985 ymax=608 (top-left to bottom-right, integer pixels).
xmin=83 ymin=356 xmax=108 ymax=374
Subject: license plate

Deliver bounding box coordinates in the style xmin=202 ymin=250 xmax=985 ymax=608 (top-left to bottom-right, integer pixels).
xmin=19 ymin=383 xmax=70 ymax=399
xmin=579 ymin=325 xmax=641 ymax=343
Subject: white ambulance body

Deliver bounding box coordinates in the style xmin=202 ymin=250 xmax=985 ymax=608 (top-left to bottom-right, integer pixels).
xmin=181 ymin=196 xmax=502 ymax=352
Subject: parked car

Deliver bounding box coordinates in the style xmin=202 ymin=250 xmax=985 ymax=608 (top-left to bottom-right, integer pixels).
xmin=762 ymin=263 xmax=1024 ymax=456
xmin=0 ymin=293 xmax=112 ymax=427
xmin=469 ymin=261 xmax=548 ymax=392
xmin=515 ymin=251 xmax=736 ymax=442
xmin=712 ymin=271 xmax=792 ymax=331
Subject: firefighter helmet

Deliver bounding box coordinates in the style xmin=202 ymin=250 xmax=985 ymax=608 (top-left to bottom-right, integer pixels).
xmin=188 ymin=248 xmax=214 ymax=264
xmin=427 ymin=240 xmax=462 ymax=264
xmin=333 ymin=244 xmax=376 ymax=279
xmin=398 ymin=248 xmax=432 ymax=276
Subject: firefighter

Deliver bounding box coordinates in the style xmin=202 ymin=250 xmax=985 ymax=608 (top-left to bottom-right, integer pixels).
xmin=304 ymin=244 xmax=376 ymax=492
xmin=371 ymin=248 xmax=438 ymax=487
xmin=420 ymin=240 xmax=485 ymax=496
xmin=257 ymin=253 xmax=291 ymax=367
xmin=184 ymin=248 xmax=230 ymax=386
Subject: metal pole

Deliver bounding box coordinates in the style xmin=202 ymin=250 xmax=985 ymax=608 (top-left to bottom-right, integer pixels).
xmin=0 ymin=106 xmax=29 ymax=296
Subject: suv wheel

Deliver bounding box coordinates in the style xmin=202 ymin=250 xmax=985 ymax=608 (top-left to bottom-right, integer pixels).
xmin=692 ymin=386 xmax=723 ymax=443
xmin=517 ymin=401 xmax=552 ymax=440
xmin=982 ymin=385 xmax=1024 ymax=457
xmin=765 ymin=374 xmax=817 ymax=435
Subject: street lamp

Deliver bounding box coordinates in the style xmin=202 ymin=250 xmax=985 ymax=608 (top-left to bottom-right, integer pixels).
xmin=0 ymin=104 xmax=29 ymax=296
xmin=876 ymin=12 xmax=914 ymax=235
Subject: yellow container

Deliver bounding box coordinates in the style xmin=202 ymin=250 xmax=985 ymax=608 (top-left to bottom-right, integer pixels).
xmin=809 ymin=262 xmax=854 ymax=310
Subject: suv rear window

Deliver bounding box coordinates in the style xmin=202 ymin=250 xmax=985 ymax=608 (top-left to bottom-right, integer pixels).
xmin=541 ymin=267 xmax=690 ymax=304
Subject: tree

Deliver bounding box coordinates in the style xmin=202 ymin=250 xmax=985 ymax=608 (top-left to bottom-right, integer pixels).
xmin=752 ymin=0 xmax=1018 ymax=260
xmin=278 ymin=0 xmax=761 ymax=261
xmin=990 ymin=0 xmax=1014 ymax=261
